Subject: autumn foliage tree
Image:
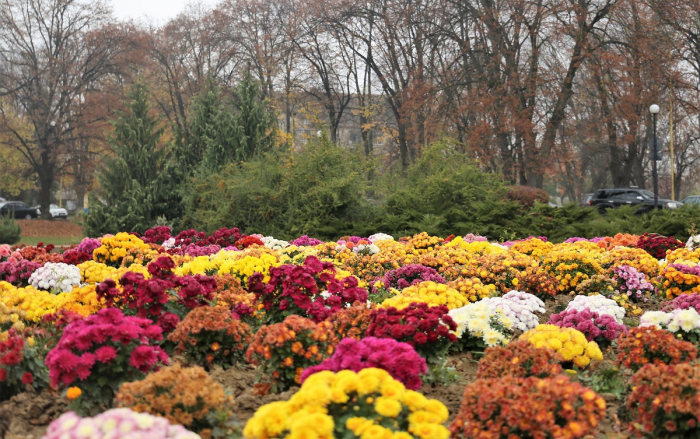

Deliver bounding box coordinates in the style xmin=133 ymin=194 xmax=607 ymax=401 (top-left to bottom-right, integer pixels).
xmin=0 ymin=0 xmax=139 ymax=216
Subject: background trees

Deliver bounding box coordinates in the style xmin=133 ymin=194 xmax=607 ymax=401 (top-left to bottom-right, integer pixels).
xmin=0 ymin=0 xmax=138 ymax=216
xmin=2 ymin=0 xmax=700 ymax=216
xmin=84 ymin=82 xmax=179 ymax=236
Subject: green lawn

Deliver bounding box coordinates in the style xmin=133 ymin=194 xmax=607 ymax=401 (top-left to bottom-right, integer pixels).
xmin=19 ymin=236 xmax=83 ymax=246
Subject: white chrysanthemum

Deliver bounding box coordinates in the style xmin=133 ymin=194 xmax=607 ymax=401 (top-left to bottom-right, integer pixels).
xmin=368 ymin=233 xmax=394 ymax=243
xmin=352 ymin=244 xmax=380 ymax=255
xmin=687 ymin=234 xmax=700 ymax=250
xmin=666 ymin=309 xmax=700 ymax=333
xmin=467 ymin=318 xmax=488 ymax=336
xmin=640 ymin=311 xmax=672 ymax=328
xmin=483 ymin=328 xmax=506 ymax=347
xmin=261 ymin=236 xmax=290 ymax=250
xmin=162 ymin=237 xmax=176 ymax=249
xmin=480 ymin=291 xmax=543 ymax=331
xmin=448 ymin=301 xmax=511 ymax=347
xmin=502 ymin=290 xmax=546 ymax=313
xmin=28 ymin=262 xmax=81 ymax=293
xmin=566 ymin=295 xmax=626 ymax=323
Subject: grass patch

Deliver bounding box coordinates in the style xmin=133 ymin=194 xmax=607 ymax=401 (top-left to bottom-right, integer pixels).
xmin=19 ymin=236 xmax=83 ymax=246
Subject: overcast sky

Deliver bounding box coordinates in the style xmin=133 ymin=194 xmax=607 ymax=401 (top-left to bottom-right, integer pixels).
xmin=111 ymin=0 xmax=219 ymax=24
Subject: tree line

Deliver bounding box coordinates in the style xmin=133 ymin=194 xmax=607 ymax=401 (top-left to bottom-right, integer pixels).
xmin=1 ymin=0 xmax=700 ymax=219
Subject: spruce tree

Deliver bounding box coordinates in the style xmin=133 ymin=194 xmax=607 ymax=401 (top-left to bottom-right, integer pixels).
xmin=174 ymin=79 xmax=240 ymax=177
xmin=85 ymin=82 xmax=180 ymax=236
xmin=201 ymin=75 xmax=277 ymax=171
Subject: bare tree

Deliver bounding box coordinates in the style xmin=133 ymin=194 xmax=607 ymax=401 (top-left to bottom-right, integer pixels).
xmin=0 ymin=0 xmax=138 ymax=217
xmin=148 ymin=3 xmax=241 ymax=134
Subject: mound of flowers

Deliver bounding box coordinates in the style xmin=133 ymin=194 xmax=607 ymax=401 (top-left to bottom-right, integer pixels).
xmin=245 ymin=315 xmax=338 ymax=392
xmin=548 ymin=308 xmax=627 ymax=348
xmin=44 ymin=408 xmax=200 ymax=438
xmin=627 ymin=363 xmax=700 ymax=437
xmin=45 ymin=308 xmax=169 ymax=409
xmin=366 ymin=302 xmax=457 ymax=361
xmin=519 ymin=324 xmax=603 ymax=368
xmin=381 ymin=281 xmax=468 ymax=310
xmin=116 ymin=363 xmax=237 ymax=436
xmin=167 ymin=306 xmax=252 ymax=369
xmin=371 ymin=264 xmax=446 ymax=294
xmin=476 ymin=340 xmax=563 ymax=379
xmin=244 ymin=368 xmax=450 ymax=439
xmin=448 ymin=301 xmax=513 ymax=351
xmin=617 ymin=326 xmax=697 ymax=372
xmin=96 ymin=255 xmax=217 ymax=323
xmin=300 ymin=337 xmax=427 ymax=390
xmin=247 ymin=255 xmax=367 ymax=323
xmin=450 ymin=375 xmax=606 ymax=438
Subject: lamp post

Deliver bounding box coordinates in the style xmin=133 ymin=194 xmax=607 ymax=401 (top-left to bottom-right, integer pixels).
xmin=650 ymin=104 xmax=660 ymax=209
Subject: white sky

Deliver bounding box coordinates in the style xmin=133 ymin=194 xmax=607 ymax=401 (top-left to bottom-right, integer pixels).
xmin=110 ymin=0 xmax=219 ymax=25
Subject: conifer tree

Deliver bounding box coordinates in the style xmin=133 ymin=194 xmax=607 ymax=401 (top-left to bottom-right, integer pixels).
xmin=85 ymin=82 xmax=180 ymax=236
xmin=201 ymin=75 xmax=277 ymax=171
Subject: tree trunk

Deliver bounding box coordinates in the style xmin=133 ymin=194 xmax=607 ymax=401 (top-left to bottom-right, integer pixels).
xmin=397 ymin=122 xmax=409 ymax=171
xmin=39 ymin=175 xmax=53 ymax=220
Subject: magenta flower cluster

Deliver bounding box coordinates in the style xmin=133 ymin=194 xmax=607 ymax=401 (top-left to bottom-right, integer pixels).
xmin=548 ymin=308 xmax=627 ymax=348
xmin=669 ymin=264 xmax=700 ymax=276
xmin=613 ymin=265 xmax=654 ymax=302
xmin=0 ymin=260 xmax=41 ymax=286
xmin=290 ymin=235 xmax=324 ymax=246
xmin=172 ymin=227 xmax=243 ymax=248
xmin=45 ymin=308 xmax=168 ymax=387
xmin=45 ymin=409 xmax=198 ymax=439
xmin=96 ymin=256 xmax=216 ymax=324
xmin=463 ymin=234 xmax=488 ymax=243
xmin=372 ymin=264 xmax=446 ymax=294
xmin=139 ymin=226 xmax=173 ymax=245
xmin=76 ymin=238 xmax=102 ymax=255
xmin=337 ymin=236 xmax=367 ymax=245
xmin=563 ymin=237 xmax=606 ymax=244
xmin=248 ymin=256 xmax=368 ymax=323
xmin=169 ymin=244 xmax=222 ymax=257
xmin=667 ymin=293 xmax=700 ymax=313
xmin=300 ymin=337 xmax=427 ymax=390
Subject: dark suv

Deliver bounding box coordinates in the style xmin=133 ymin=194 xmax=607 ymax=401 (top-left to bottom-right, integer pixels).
xmin=589 ymin=188 xmax=682 ymax=213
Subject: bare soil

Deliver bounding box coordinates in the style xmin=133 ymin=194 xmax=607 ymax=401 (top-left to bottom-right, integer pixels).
xmin=16 ymin=220 xmax=82 ymax=238
xmin=0 ymin=294 xmax=664 ymax=438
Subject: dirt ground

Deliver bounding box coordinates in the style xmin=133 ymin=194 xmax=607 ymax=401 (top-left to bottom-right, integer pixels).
xmin=0 ymin=353 xmax=631 ymax=439
xmin=0 ymin=294 xmax=647 ymax=438
xmin=16 ymin=219 xmax=82 ymax=238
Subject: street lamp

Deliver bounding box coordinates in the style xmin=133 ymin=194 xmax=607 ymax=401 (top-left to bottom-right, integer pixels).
xmin=650 ymin=104 xmax=660 ymax=209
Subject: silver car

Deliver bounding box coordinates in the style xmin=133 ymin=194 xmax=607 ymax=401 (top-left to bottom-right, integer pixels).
xmin=682 ymin=195 xmax=700 ymax=205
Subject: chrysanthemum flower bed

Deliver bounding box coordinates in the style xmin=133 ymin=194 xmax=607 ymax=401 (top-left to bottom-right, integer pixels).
xmin=4 ymin=228 xmax=700 ymax=438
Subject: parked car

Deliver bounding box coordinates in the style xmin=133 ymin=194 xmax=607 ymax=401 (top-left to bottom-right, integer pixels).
xmin=0 ymin=201 xmax=40 ymax=219
xmin=33 ymin=204 xmax=68 ymax=219
xmin=580 ymin=193 xmax=594 ymax=207
xmin=681 ymin=195 xmax=700 ymax=205
xmin=588 ymin=188 xmax=682 ymax=213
